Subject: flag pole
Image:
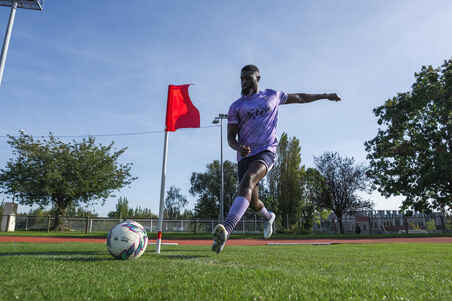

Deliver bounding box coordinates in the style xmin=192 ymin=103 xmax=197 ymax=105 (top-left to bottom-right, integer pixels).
xmin=156 ymin=130 xmax=169 ymax=254
xmin=0 ymin=2 xmax=18 ymax=86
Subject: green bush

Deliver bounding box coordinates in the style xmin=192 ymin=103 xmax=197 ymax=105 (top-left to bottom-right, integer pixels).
xmin=409 ymin=222 xmax=421 ymax=230
xmin=426 ymin=220 xmax=436 ymax=232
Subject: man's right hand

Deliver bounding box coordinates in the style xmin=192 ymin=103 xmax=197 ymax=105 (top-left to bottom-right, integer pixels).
xmin=240 ymin=145 xmax=251 ymax=157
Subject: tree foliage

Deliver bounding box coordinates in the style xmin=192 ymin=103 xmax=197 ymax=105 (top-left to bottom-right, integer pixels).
xmin=65 ymin=204 xmax=98 ymax=217
xmin=266 ymin=133 xmax=317 ymax=232
xmin=0 ymin=132 xmax=136 ymax=230
xmin=365 ymin=59 xmax=452 ymax=230
xmin=165 ymin=185 xmax=188 ymax=219
xmin=190 ymin=160 xmax=237 ymax=218
xmin=107 ymin=196 xmax=157 ymax=219
xmin=107 ymin=196 xmax=132 ymax=218
xmin=299 ymin=167 xmax=328 ymax=232
xmin=314 ymin=152 xmax=372 ymax=234
xmin=268 ymin=133 xmax=304 ymax=230
xmin=21 ymin=204 xmax=99 ymax=217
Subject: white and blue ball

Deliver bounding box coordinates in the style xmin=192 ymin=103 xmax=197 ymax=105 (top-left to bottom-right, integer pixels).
xmin=107 ymin=220 xmax=148 ymax=260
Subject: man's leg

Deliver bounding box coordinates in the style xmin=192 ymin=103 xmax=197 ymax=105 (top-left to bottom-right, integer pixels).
xmin=212 ymin=161 xmax=267 ymax=253
xmin=224 ymin=161 xmax=267 ymax=232
xmin=250 ymin=185 xmax=263 ymax=210
xmin=250 ymin=186 xmax=276 ymax=239
xmin=251 ymin=186 xmax=271 ymax=218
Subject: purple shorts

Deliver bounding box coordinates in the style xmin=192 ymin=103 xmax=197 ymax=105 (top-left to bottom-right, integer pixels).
xmin=238 ymin=150 xmax=276 ymax=182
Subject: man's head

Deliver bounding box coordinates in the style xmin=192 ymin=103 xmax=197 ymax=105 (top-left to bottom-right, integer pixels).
xmin=241 ymin=65 xmax=260 ymax=96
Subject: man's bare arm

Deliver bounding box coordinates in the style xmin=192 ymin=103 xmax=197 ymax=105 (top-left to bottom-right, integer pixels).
xmin=284 ymin=93 xmax=341 ymax=104
xmin=228 ymin=124 xmax=251 ymax=157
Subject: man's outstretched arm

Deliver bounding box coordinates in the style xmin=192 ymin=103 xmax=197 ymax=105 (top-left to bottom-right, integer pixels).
xmin=284 ymin=93 xmax=341 ymax=104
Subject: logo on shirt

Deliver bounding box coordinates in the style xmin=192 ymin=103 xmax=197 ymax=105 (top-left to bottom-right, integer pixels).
xmin=246 ymin=106 xmax=270 ymax=120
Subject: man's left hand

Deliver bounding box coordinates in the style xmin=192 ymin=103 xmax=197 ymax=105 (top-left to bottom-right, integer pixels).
xmin=327 ymin=93 xmax=341 ymax=102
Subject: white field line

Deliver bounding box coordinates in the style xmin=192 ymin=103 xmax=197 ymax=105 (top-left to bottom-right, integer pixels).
xmin=148 ymin=242 xmax=179 ymax=246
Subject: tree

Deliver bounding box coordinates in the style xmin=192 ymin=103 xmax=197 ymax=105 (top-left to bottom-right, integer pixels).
xmin=190 ymin=160 xmax=238 ymax=218
xmin=0 ymin=132 xmax=136 ymax=230
xmin=22 ymin=207 xmax=52 ymax=216
xmin=299 ymin=167 xmax=327 ymax=232
xmin=107 ymin=196 xmax=133 ymax=219
xmin=365 ymin=59 xmax=452 ymax=231
xmin=179 ymin=209 xmax=195 ymax=219
xmin=66 ymin=204 xmax=98 ymax=217
xmin=164 ymin=186 xmax=188 ymax=219
xmin=279 ymin=134 xmax=304 ymax=230
xmin=132 ymin=206 xmax=158 ymax=219
xmin=107 ymin=197 xmax=158 ymax=219
xmin=267 ymin=133 xmax=308 ymax=232
xmin=314 ymin=152 xmax=372 ymax=234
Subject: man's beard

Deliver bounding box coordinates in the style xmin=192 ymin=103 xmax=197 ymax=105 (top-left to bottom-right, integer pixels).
xmin=241 ymin=83 xmax=258 ymax=96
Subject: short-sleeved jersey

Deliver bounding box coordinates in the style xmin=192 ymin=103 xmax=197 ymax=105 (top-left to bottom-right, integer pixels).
xmin=228 ymin=89 xmax=288 ymax=162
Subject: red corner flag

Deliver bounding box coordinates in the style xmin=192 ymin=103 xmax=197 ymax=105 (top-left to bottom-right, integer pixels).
xmin=165 ymin=84 xmax=200 ymax=132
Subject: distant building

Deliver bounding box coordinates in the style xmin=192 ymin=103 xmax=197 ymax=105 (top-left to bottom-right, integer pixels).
xmin=314 ymin=210 xmax=445 ymax=234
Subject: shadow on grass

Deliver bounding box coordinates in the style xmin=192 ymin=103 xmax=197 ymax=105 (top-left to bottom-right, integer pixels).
xmin=0 ymin=251 xmax=104 ymax=257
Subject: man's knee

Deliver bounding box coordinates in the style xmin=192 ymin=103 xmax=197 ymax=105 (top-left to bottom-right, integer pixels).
xmin=240 ymin=173 xmax=258 ymax=190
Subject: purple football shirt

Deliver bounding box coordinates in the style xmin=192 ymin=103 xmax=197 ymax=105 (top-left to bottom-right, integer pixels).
xmin=228 ymin=89 xmax=288 ymax=162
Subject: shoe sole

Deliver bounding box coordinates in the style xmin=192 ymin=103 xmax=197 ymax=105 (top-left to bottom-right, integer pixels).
xmin=212 ymin=225 xmax=227 ymax=254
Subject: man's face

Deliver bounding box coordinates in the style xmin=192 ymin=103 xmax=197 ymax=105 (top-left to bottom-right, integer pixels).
xmin=241 ymin=70 xmax=260 ymax=96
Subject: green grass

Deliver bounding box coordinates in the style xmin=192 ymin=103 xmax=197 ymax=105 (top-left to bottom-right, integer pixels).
xmin=1 ymin=230 xmax=451 ymax=240
xmin=0 ymin=242 xmax=451 ymax=300
xmin=0 ymin=231 xmax=107 ymax=238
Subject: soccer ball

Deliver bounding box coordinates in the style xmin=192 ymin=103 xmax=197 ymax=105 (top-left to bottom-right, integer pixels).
xmin=107 ymin=220 xmax=148 ymax=260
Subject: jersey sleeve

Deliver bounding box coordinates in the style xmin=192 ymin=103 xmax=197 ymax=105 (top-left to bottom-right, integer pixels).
xmin=228 ymin=103 xmax=239 ymax=124
xmin=277 ymin=90 xmax=289 ymax=105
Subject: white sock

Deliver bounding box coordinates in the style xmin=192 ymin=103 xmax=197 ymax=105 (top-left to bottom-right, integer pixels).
xmin=256 ymin=207 xmax=272 ymax=220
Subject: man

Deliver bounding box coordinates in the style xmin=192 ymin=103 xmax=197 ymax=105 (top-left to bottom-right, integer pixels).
xmin=212 ymin=64 xmax=341 ymax=254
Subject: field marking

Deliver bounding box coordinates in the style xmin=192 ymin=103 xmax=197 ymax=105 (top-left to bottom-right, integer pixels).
xmin=148 ymin=242 xmax=179 ymax=246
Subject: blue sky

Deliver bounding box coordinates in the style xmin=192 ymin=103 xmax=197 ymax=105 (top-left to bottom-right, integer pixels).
xmin=1 ymin=1 xmax=451 ymax=216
